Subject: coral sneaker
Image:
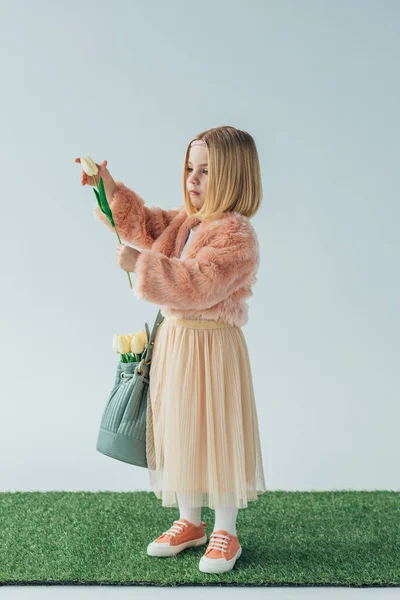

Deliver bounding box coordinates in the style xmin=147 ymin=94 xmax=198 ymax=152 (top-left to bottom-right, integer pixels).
xmin=147 ymin=518 xmax=208 ymax=557
xmin=198 ymin=529 xmax=242 ymax=573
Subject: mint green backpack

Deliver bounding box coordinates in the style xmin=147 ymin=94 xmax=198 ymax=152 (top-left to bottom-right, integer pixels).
xmin=96 ymin=309 xmax=164 ymax=468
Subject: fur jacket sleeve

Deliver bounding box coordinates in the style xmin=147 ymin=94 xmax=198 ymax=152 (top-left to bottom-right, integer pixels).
xmin=93 ymin=181 xmax=181 ymax=249
xmin=132 ymin=213 xmax=260 ymax=311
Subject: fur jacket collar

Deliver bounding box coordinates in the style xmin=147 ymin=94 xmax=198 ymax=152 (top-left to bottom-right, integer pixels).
xmin=94 ymin=182 xmax=260 ymax=327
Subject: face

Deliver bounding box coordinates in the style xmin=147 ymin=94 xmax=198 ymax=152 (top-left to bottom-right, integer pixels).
xmin=186 ymin=144 xmax=209 ymax=209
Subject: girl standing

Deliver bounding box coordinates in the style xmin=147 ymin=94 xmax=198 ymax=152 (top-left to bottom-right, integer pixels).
xmin=76 ymin=125 xmax=267 ymax=574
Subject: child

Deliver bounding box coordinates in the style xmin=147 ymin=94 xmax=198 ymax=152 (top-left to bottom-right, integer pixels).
xmin=75 ymin=126 xmax=267 ymax=574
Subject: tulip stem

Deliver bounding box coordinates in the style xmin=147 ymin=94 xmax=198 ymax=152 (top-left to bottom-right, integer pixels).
xmin=113 ymin=226 xmax=134 ymax=289
xmin=93 ymin=175 xmax=133 ymax=290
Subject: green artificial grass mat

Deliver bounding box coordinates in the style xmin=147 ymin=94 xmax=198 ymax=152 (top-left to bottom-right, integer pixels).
xmin=1 ymin=490 xmax=399 ymax=587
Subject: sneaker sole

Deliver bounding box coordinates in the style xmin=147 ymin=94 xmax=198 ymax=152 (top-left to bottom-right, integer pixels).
xmin=199 ymin=545 xmax=242 ymax=573
xmin=147 ymin=533 xmax=208 ymax=557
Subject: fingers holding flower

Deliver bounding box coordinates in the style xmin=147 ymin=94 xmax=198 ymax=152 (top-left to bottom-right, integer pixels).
xmin=116 ymin=244 xmax=141 ymax=273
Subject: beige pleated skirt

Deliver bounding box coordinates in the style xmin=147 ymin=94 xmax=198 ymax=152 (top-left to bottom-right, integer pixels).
xmin=145 ymin=315 xmax=267 ymax=510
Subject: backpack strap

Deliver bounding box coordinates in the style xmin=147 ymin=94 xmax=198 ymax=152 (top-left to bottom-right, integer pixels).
xmin=140 ymin=308 xmax=164 ymax=367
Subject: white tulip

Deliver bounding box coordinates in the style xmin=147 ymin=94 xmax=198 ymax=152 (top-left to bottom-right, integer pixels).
xmin=139 ymin=329 xmax=148 ymax=346
xmin=112 ymin=334 xmax=120 ymax=353
xmin=80 ymin=156 xmax=98 ymax=177
xmin=118 ymin=335 xmax=131 ymax=354
xmin=131 ymin=333 xmax=146 ymax=354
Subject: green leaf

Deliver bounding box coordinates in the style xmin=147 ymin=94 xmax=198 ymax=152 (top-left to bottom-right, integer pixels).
xmin=93 ymin=185 xmax=107 ymax=215
xmin=98 ymin=177 xmax=115 ymax=227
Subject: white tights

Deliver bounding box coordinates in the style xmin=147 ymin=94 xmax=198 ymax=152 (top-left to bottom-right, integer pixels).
xmin=177 ymin=492 xmax=238 ymax=536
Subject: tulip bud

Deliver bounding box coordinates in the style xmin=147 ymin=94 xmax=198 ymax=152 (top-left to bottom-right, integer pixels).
xmin=80 ymin=156 xmax=98 ymax=176
xmin=131 ymin=332 xmax=146 ymax=354
xmin=118 ymin=335 xmax=131 ymax=354
xmin=139 ymin=329 xmax=148 ymax=346
xmin=112 ymin=334 xmax=120 ymax=353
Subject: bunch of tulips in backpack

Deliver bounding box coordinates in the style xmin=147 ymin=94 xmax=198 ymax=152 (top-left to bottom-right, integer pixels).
xmin=113 ymin=330 xmax=147 ymax=363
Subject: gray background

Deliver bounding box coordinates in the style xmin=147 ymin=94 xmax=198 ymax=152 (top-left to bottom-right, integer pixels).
xmin=0 ymin=0 xmax=399 ymax=596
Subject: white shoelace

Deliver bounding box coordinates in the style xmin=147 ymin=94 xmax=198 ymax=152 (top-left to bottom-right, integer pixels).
xmin=207 ymin=532 xmax=231 ymax=553
xmin=161 ymin=519 xmax=189 ymax=538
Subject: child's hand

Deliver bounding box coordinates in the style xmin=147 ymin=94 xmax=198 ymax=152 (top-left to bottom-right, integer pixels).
xmin=116 ymin=244 xmax=141 ymax=273
xmin=74 ymin=157 xmax=116 ymax=196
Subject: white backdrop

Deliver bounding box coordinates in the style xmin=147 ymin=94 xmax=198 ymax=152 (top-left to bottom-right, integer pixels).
xmin=1 ymin=0 xmax=399 ymax=496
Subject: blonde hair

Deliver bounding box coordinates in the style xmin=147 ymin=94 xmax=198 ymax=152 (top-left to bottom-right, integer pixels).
xmin=182 ymin=125 xmax=263 ymax=221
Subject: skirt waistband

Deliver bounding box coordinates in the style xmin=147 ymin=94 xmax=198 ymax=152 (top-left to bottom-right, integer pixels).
xmin=163 ymin=316 xmax=231 ymax=329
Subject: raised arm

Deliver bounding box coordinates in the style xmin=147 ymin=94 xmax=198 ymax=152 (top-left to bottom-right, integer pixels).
xmin=131 ymin=215 xmax=260 ymax=310
xmin=93 ymin=181 xmax=182 ymax=249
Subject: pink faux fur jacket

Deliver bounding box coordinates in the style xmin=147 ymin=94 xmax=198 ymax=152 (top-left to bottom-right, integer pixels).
xmin=94 ymin=182 xmax=260 ymax=327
